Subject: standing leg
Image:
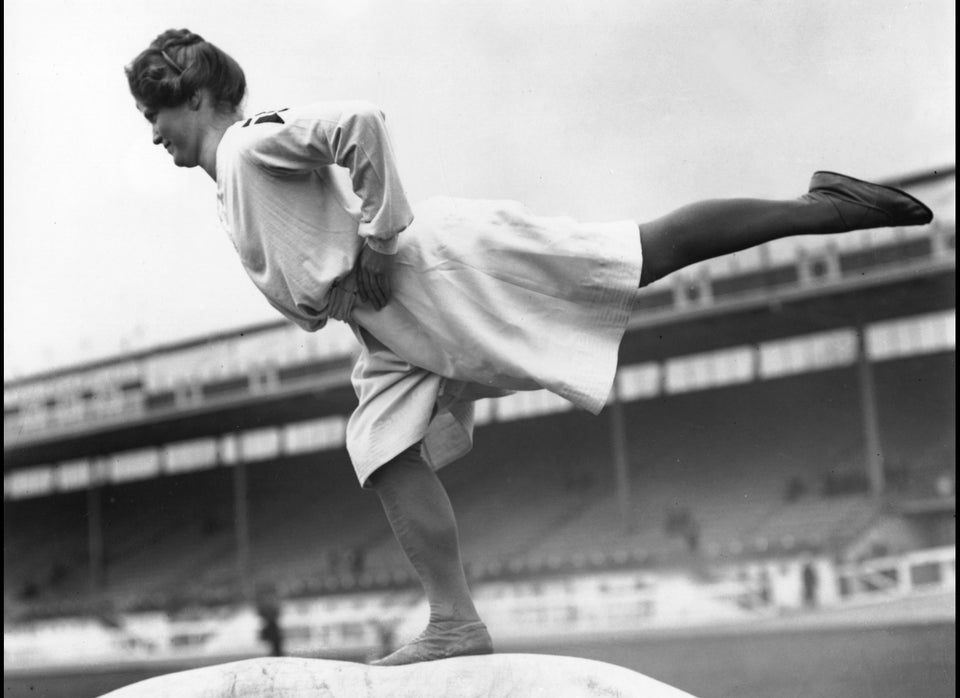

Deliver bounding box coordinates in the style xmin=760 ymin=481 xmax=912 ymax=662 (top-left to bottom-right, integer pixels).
xmin=366 ymin=442 xmax=493 ymax=665
xmin=638 ymin=171 xmax=933 ymax=286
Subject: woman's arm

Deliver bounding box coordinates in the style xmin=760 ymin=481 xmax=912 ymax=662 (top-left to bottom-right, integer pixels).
xmin=243 ymin=101 xmax=414 ymax=298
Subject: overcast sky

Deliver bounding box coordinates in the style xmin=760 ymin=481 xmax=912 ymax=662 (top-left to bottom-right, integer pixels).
xmin=3 ymin=0 xmax=955 ymax=380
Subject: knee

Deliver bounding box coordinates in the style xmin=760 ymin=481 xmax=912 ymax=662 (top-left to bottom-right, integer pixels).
xmin=367 ymin=442 xmax=427 ymax=495
xmin=639 ymin=225 xmax=677 ymax=288
xmin=637 ymin=221 xmax=677 ymax=288
xmin=638 ymin=261 xmax=661 ymax=288
xmin=367 ymin=460 xmax=403 ymax=496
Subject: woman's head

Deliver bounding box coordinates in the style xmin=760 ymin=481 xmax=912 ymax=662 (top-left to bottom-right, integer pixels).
xmin=127 ymin=30 xmax=246 ymax=173
xmin=125 ymin=29 xmax=246 ymax=114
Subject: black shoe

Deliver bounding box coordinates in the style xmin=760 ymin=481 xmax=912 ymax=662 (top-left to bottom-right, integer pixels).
xmin=805 ymin=171 xmax=934 ymax=230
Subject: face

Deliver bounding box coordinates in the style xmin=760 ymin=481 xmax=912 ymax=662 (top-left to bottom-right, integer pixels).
xmin=137 ymin=99 xmax=202 ymax=168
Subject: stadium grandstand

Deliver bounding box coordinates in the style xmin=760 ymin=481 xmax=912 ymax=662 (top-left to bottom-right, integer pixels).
xmin=4 ymin=166 xmax=956 ymax=689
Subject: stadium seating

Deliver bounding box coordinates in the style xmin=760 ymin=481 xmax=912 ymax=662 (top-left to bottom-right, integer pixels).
xmin=4 ymin=351 xmax=953 ymax=617
xmin=4 ymin=491 xmax=90 ymax=606
xmin=242 ymin=452 xmax=390 ymax=593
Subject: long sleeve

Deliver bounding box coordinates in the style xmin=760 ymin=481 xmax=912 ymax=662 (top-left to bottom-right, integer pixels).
xmin=242 ymin=101 xmax=414 ymax=254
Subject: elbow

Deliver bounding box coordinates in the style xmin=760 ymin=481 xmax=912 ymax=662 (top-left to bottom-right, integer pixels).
xmin=343 ymin=100 xmax=387 ymax=125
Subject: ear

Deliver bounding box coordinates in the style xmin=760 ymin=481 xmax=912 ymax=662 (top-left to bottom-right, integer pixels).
xmin=187 ymin=91 xmax=205 ymax=111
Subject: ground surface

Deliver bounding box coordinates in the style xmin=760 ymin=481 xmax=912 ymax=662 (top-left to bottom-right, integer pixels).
xmin=3 ymin=622 xmax=954 ymax=698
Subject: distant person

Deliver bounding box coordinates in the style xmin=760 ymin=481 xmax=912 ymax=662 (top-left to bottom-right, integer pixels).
xmin=255 ymin=586 xmax=285 ymax=657
xmin=125 ymin=30 xmax=933 ymax=665
xmin=757 ymin=568 xmax=772 ymax=606
xmin=259 ymin=611 xmax=284 ymax=657
xmin=801 ymin=560 xmax=819 ymax=609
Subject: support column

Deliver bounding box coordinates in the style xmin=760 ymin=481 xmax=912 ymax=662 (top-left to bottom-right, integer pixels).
xmin=87 ymin=475 xmax=104 ymax=597
xmin=233 ymin=446 xmax=253 ymax=602
xmin=609 ymin=376 xmax=635 ymax=534
xmin=856 ymin=325 xmax=885 ymax=498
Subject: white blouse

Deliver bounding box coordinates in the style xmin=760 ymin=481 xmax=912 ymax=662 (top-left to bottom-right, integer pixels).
xmin=216 ymin=101 xmax=414 ymax=331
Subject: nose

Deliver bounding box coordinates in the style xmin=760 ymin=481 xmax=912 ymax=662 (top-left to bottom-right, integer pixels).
xmin=152 ymin=123 xmax=162 ymax=145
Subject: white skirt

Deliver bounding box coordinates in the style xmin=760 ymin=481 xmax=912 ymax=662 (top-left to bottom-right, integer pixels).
xmin=341 ymin=197 xmax=642 ymax=485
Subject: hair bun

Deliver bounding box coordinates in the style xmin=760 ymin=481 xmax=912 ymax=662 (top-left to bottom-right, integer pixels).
xmin=178 ymin=31 xmax=205 ymax=47
xmin=154 ymin=28 xmax=205 ymax=51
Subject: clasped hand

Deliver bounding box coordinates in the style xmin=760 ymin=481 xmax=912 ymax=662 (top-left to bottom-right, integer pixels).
xmin=355 ymin=245 xmax=393 ymax=310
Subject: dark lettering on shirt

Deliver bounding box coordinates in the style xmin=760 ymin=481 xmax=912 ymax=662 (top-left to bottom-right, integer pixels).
xmin=242 ymin=109 xmax=289 ymax=128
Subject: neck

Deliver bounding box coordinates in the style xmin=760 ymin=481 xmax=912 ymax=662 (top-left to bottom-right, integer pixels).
xmin=199 ymin=110 xmax=244 ymax=181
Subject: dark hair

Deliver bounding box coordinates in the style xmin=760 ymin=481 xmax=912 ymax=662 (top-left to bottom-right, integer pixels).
xmin=125 ymin=29 xmax=246 ymax=112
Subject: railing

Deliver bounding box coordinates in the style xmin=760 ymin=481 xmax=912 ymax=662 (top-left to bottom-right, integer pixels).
xmin=836 ymin=545 xmax=956 ymax=601
xmin=6 ymin=545 xmax=954 ymax=672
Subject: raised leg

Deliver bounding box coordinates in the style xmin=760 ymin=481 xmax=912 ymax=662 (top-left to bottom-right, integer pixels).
xmin=638 ymin=171 xmax=933 ymax=287
xmin=367 ymin=443 xmax=493 ymax=665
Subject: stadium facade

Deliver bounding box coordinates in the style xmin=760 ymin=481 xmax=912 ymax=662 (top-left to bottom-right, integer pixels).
xmin=4 ymin=166 xmax=956 ymax=668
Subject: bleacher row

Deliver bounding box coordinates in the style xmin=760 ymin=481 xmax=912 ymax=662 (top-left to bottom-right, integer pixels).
xmin=4 ymin=351 xmax=953 ymax=622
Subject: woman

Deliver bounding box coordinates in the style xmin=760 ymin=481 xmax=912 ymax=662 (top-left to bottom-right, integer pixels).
xmin=126 ymin=29 xmax=933 ymax=665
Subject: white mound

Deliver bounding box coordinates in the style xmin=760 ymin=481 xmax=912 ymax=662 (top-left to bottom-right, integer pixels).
xmin=99 ymin=654 xmax=698 ymax=697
